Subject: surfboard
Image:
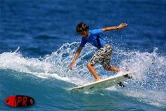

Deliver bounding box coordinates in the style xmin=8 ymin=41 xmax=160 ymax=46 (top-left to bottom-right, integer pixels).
xmin=67 ymin=72 xmax=135 ymax=91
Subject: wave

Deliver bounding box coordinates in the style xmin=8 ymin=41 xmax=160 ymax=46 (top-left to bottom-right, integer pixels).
xmin=0 ymin=42 xmax=166 ymax=108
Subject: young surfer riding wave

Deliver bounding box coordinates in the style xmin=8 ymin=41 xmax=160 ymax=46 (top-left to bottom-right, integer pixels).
xmin=70 ymin=22 xmax=127 ymax=81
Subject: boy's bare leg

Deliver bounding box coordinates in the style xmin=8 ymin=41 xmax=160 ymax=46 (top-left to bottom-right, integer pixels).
xmin=87 ymin=63 xmax=100 ymax=81
xmin=104 ymin=65 xmax=126 ymax=87
xmin=104 ymin=66 xmax=119 ymax=72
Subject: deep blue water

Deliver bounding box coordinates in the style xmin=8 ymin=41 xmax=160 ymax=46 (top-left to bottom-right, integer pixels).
xmin=0 ymin=0 xmax=166 ymax=111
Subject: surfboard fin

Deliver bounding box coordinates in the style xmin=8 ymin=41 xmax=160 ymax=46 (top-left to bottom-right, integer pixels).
xmin=117 ymin=82 xmax=125 ymax=87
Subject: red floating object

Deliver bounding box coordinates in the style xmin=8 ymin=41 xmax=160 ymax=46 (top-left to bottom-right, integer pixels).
xmin=4 ymin=95 xmax=35 ymax=107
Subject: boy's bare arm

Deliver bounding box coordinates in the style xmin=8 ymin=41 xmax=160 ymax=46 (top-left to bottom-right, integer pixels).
xmin=70 ymin=46 xmax=83 ymax=70
xmin=102 ymin=23 xmax=127 ymax=32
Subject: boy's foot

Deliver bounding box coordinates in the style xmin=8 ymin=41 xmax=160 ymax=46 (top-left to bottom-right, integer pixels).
xmin=94 ymin=78 xmax=100 ymax=82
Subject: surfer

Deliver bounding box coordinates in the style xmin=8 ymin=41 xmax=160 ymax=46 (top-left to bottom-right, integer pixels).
xmin=70 ymin=22 xmax=127 ymax=81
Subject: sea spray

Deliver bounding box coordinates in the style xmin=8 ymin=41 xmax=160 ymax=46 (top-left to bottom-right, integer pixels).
xmin=113 ymin=47 xmax=166 ymax=108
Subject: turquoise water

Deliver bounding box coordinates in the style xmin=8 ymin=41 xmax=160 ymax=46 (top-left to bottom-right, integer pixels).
xmin=0 ymin=0 xmax=166 ymax=110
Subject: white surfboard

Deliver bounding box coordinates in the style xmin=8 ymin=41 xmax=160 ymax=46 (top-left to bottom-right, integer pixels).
xmin=67 ymin=72 xmax=135 ymax=91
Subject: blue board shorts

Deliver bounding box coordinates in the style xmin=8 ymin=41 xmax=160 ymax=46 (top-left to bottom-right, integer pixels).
xmin=89 ymin=44 xmax=112 ymax=68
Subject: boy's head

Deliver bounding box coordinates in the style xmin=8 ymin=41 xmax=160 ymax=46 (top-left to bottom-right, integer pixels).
xmin=76 ymin=22 xmax=89 ymax=37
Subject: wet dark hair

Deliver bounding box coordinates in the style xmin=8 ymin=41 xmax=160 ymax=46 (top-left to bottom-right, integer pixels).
xmin=76 ymin=22 xmax=89 ymax=33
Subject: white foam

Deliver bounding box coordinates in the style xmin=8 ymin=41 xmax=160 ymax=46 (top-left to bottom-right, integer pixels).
xmin=0 ymin=43 xmax=95 ymax=84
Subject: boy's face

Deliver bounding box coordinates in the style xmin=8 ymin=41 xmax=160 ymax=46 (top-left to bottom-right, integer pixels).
xmin=79 ymin=31 xmax=88 ymax=37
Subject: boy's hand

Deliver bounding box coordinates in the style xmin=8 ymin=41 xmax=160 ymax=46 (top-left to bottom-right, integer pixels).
xmin=70 ymin=61 xmax=75 ymax=70
xmin=118 ymin=23 xmax=127 ymax=29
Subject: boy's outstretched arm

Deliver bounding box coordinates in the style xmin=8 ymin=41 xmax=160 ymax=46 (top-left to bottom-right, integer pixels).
xmin=102 ymin=23 xmax=127 ymax=32
xmin=70 ymin=46 xmax=83 ymax=70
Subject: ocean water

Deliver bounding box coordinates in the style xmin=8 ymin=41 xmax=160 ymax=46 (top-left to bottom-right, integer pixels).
xmin=0 ymin=0 xmax=166 ymax=111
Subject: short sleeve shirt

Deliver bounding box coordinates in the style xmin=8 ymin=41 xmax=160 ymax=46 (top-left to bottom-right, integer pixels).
xmin=79 ymin=28 xmax=106 ymax=49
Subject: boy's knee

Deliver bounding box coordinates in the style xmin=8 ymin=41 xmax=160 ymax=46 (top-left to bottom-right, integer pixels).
xmin=87 ymin=62 xmax=93 ymax=68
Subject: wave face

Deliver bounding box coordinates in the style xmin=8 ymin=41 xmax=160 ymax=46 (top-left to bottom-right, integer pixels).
xmin=0 ymin=43 xmax=166 ymax=110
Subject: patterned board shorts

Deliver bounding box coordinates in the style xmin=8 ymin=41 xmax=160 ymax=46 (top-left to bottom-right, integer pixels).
xmin=89 ymin=44 xmax=112 ymax=68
